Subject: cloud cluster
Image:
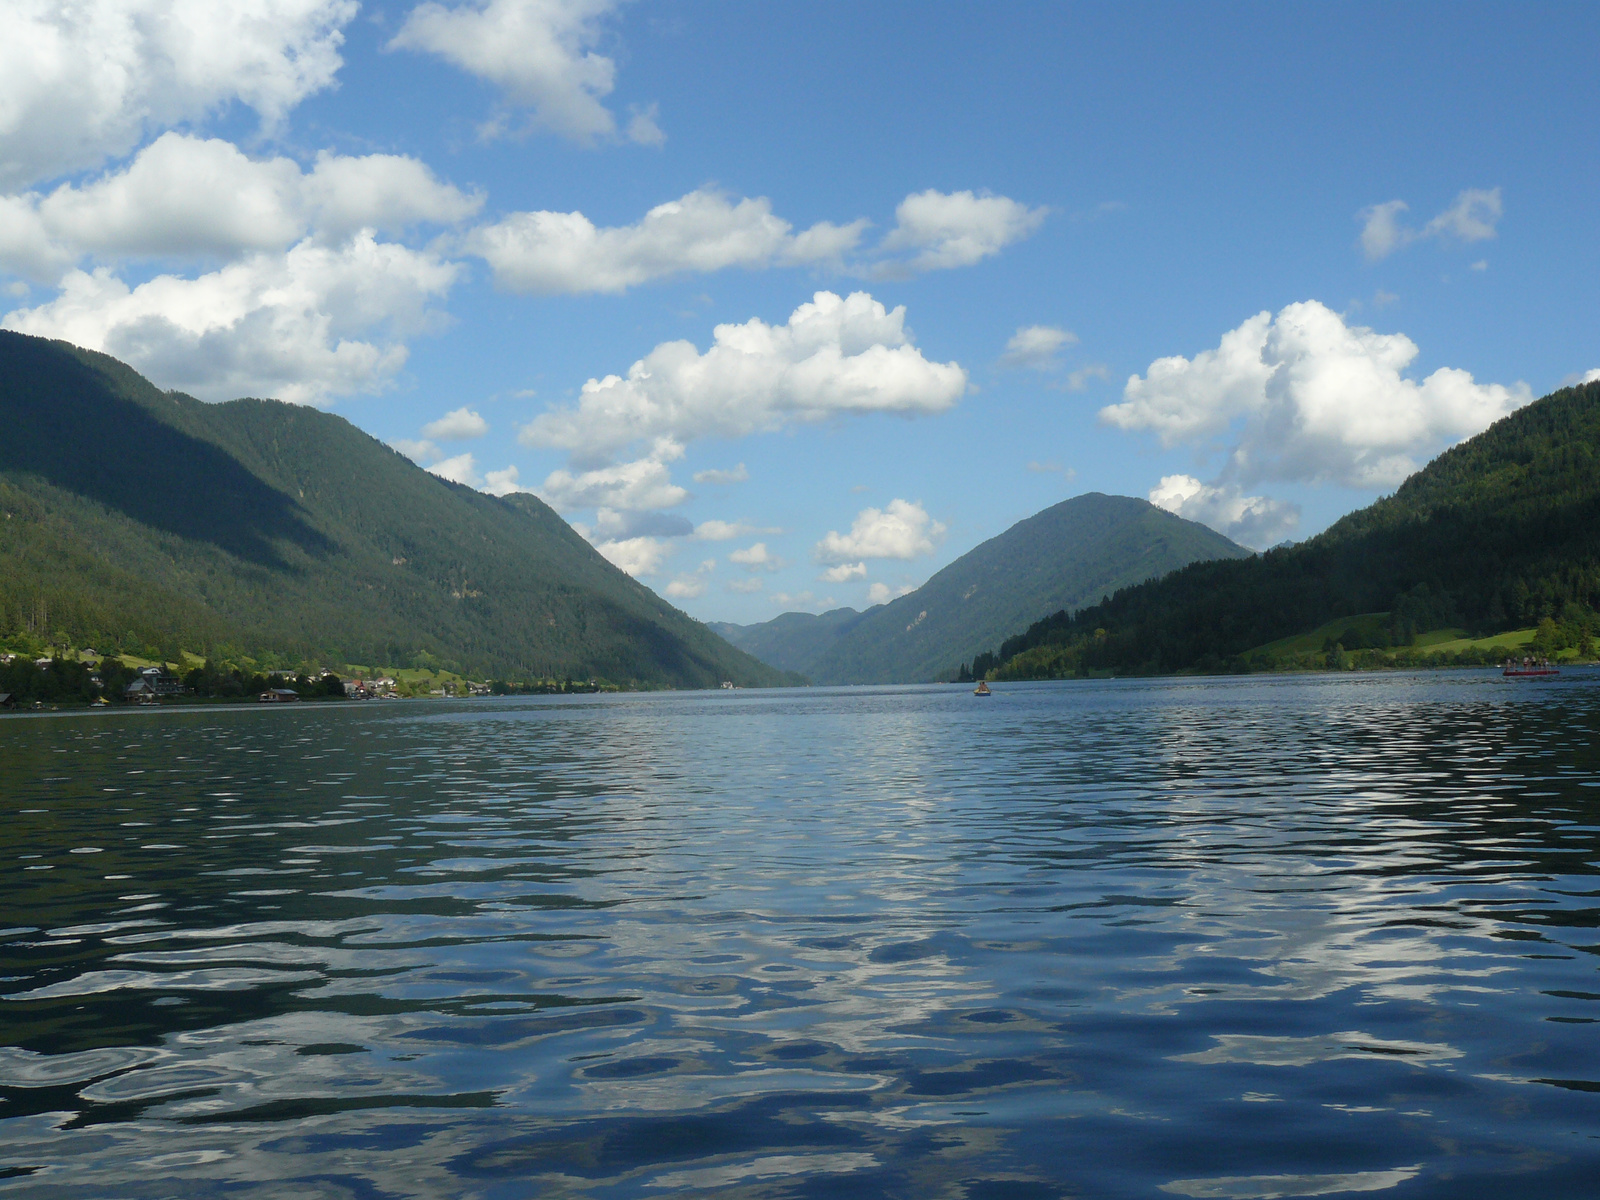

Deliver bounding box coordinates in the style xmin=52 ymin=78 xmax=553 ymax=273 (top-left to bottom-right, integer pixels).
xmin=999 ymin=324 xmax=1077 ymax=370
xmin=692 ymin=463 xmax=748 ymax=485
xmin=814 ymin=499 xmax=945 ymax=570
xmin=423 ymin=406 xmax=489 ymax=440
xmin=538 ymin=450 xmax=690 ymax=511
xmin=523 ymin=291 xmax=967 ymax=464
xmin=1148 ymin=474 xmax=1298 ymax=550
xmin=0 ymin=0 xmax=357 ymax=190
xmin=1 ymin=133 xmax=481 ymax=281
xmin=1358 ymin=188 xmax=1502 ymax=261
xmin=729 ymin=542 xmax=785 ymax=572
xmin=880 ymin=189 xmax=1047 ymax=273
xmin=1102 ymin=300 xmax=1529 ymax=490
xmin=4 ymin=233 xmax=460 ymax=403
xmin=389 ymin=0 xmax=655 ymax=145
xmin=466 ymin=188 xmax=866 ymax=294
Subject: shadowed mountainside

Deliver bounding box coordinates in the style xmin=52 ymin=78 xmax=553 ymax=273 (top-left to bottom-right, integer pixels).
xmin=0 ymin=331 xmax=790 ymax=688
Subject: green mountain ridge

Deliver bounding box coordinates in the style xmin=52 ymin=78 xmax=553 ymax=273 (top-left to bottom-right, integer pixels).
xmin=0 ymin=331 xmax=790 ymax=689
xmin=718 ymin=493 xmax=1250 ymax=684
xmin=989 ymin=380 xmax=1600 ymax=678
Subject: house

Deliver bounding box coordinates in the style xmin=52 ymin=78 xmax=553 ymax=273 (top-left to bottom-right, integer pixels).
xmin=124 ymin=676 xmax=160 ymax=703
xmin=0 ymin=693 xmax=14 ymax=709
xmin=258 ymin=688 xmax=299 ymax=702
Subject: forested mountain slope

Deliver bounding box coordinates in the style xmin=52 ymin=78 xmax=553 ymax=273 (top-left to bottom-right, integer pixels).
xmin=0 ymin=332 xmax=788 ymax=688
xmin=989 ymin=380 xmax=1600 ymax=678
xmin=720 ymin=494 xmax=1249 ymax=684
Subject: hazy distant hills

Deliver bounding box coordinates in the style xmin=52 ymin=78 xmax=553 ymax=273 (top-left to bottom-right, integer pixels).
xmin=0 ymin=332 xmax=790 ymax=688
xmin=990 ymin=380 xmax=1600 ymax=678
xmin=715 ymin=493 xmax=1250 ymax=684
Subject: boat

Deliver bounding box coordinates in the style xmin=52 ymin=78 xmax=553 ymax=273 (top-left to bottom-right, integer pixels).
xmin=1503 ymin=657 xmax=1559 ymax=678
xmin=973 ymin=680 xmax=992 ymax=696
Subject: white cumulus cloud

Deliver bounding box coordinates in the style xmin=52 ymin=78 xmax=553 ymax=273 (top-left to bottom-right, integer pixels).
xmin=389 ymin=0 xmax=652 ymax=145
xmin=1101 ymin=300 xmax=1529 ymax=489
xmin=1148 ymin=474 xmax=1298 ymax=550
xmin=521 ymin=291 xmax=967 ymax=463
xmin=999 ymin=324 xmax=1077 ymax=369
xmin=1358 ymin=188 xmax=1502 ymax=261
xmin=536 ymin=448 xmax=689 ymax=512
xmin=2 ymin=232 xmax=460 ymax=403
xmin=879 ymin=189 xmax=1047 ymax=273
xmin=0 ymin=0 xmax=357 ymax=190
xmin=427 ymin=452 xmax=482 ymax=487
xmin=391 ymin=437 xmax=441 ymax=463
xmin=466 ymin=188 xmax=866 ymax=294
xmin=820 ymin=561 xmax=866 ymax=583
xmin=423 ymin=406 xmax=489 ymax=440
xmin=729 ymin=542 xmax=785 ymax=572
xmin=594 ymin=535 xmax=670 ymax=577
xmin=0 ymin=133 xmax=482 ymax=280
xmin=814 ymin=499 xmax=945 ymax=566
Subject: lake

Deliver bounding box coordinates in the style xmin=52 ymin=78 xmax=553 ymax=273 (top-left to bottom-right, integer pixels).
xmin=3 ymin=673 xmax=1599 ymax=1198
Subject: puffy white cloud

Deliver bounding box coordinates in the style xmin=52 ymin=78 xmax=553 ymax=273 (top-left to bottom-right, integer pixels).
xmin=692 ymin=463 xmax=748 ymax=485
xmin=999 ymin=324 xmax=1076 ymax=369
xmin=1358 ymin=188 xmax=1502 ymax=261
xmin=466 ymin=188 xmax=867 ymax=294
xmin=521 ymin=291 xmax=967 ymax=462
xmin=427 ymin=452 xmax=482 ymax=487
xmin=725 ymin=577 xmax=763 ymax=595
xmin=0 ymin=133 xmax=482 ymax=279
xmin=1148 ymin=474 xmax=1298 ymax=550
xmin=866 ymin=581 xmax=915 ymax=605
xmin=423 ymin=406 xmax=489 ymax=440
xmin=879 ymin=189 xmax=1047 ymax=272
xmin=814 ymin=499 xmax=945 ymax=565
xmin=0 ymin=0 xmax=357 ymax=190
xmin=694 ymin=519 xmax=780 ymax=541
xmin=483 ymin=464 xmax=527 ymax=495
xmin=536 ymin=451 xmax=689 ymax=512
xmin=729 ymin=542 xmax=786 ymax=572
xmin=1101 ymin=300 xmax=1529 ymax=489
xmin=664 ymin=576 xmax=705 ymax=599
xmin=1 ymin=232 xmax=461 ymax=403
xmin=663 ymin=558 xmax=714 ymax=599
xmin=391 ymin=437 xmax=441 ymax=463
xmin=389 ymin=0 xmax=647 ymax=145
xmin=594 ymin=535 xmax=670 ymax=577
xmin=820 ymin=561 xmax=866 ymax=583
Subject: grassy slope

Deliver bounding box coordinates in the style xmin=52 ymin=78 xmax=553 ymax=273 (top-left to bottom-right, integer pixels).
xmin=0 ymin=332 xmax=787 ymax=688
xmin=747 ymin=494 xmax=1249 ymax=684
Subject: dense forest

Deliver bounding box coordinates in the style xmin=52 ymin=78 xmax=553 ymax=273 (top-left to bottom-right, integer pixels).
xmin=976 ymin=380 xmax=1600 ymax=679
xmin=0 ymin=332 xmax=792 ymax=690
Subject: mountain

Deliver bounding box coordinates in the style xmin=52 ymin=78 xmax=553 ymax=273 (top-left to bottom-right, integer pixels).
xmin=718 ymin=493 xmax=1250 ymax=684
xmin=707 ymin=607 xmax=875 ymax=676
xmin=990 ymin=380 xmax=1600 ymax=678
xmin=0 ymin=331 xmax=790 ymax=689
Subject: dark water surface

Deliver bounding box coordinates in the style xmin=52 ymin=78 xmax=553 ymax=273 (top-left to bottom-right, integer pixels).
xmin=3 ymin=674 xmax=1599 ymax=1198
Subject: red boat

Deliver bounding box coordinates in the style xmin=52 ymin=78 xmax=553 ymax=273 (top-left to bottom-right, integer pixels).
xmin=1503 ymin=656 xmax=1559 ymax=678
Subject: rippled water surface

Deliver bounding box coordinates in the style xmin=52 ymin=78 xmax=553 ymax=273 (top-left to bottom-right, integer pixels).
xmin=3 ymin=674 xmax=1600 ymax=1198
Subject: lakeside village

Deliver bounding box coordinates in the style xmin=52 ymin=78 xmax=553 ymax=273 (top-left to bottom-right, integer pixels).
xmin=0 ymin=649 xmax=607 ymax=711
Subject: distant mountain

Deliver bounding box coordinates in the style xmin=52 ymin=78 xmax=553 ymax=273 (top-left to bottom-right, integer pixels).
xmin=0 ymin=332 xmax=790 ymax=688
xmin=718 ymin=493 xmax=1250 ymax=684
xmin=990 ymin=380 xmax=1600 ymax=678
xmin=707 ymin=607 xmax=875 ymax=676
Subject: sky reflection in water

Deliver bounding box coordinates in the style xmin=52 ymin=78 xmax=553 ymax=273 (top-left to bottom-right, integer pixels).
xmin=2 ymin=673 xmax=1599 ymax=1198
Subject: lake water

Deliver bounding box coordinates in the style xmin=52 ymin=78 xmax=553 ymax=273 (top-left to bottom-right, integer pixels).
xmin=3 ymin=673 xmax=1599 ymax=1198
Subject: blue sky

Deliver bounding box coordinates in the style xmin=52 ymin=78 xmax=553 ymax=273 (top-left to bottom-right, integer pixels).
xmin=2 ymin=1 xmax=1596 ymax=622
